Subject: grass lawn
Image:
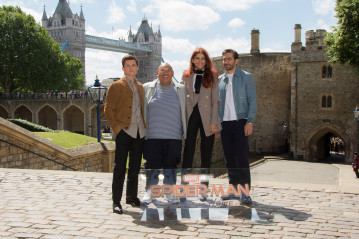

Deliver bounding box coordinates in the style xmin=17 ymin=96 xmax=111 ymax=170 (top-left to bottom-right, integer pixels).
xmin=35 ymin=131 xmax=108 ymax=148
xmin=34 ymin=131 xmax=143 ymax=167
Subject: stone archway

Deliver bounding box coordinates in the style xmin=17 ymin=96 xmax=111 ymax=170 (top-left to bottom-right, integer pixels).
xmin=38 ymin=105 xmax=58 ymax=130
xmin=0 ymin=105 xmax=8 ymax=119
xmin=63 ymin=105 xmax=84 ymax=134
xmin=14 ymin=105 xmax=32 ymax=122
xmin=306 ymin=124 xmax=350 ymax=163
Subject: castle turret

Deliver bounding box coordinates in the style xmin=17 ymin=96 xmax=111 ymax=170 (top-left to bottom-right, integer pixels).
xmin=43 ymin=0 xmax=86 ymax=79
xmin=250 ymin=29 xmax=260 ymax=55
xmin=132 ymin=16 xmax=162 ymax=83
xmin=80 ymin=5 xmax=85 ymax=21
xmin=41 ymin=5 xmax=48 ymax=27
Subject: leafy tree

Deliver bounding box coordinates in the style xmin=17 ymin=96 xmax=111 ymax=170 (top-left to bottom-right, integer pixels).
xmin=60 ymin=53 xmax=85 ymax=92
xmin=324 ymin=0 xmax=359 ymax=74
xmin=0 ymin=5 xmax=84 ymax=93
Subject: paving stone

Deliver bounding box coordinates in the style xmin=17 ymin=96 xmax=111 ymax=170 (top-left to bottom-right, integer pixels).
xmin=1 ymin=167 xmax=359 ymax=238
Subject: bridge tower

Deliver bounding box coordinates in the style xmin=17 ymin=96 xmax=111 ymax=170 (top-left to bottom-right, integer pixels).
xmin=129 ymin=16 xmax=162 ymax=83
xmin=42 ymin=0 xmax=86 ymax=76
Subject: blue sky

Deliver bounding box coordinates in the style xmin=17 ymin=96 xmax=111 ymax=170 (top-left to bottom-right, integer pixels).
xmin=1 ymin=0 xmax=337 ymax=85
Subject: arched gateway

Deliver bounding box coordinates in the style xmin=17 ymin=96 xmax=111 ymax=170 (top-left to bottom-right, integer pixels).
xmin=306 ymin=124 xmax=351 ymax=163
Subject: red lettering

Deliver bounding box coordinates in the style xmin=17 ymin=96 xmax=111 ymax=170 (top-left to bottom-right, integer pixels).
xmin=187 ymin=185 xmax=196 ymax=196
xmin=150 ymin=185 xmax=161 ymax=197
xmin=162 ymin=185 xmax=172 ymax=196
xmin=211 ymin=185 xmax=225 ymax=197
xmin=197 ymin=184 xmax=208 ymax=197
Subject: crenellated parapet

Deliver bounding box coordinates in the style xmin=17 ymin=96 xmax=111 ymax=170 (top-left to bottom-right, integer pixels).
xmin=291 ymin=24 xmax=329 ymax=63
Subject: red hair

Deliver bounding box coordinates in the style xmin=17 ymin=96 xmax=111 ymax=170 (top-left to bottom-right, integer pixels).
xmin=183 ymin=48 xmax=217 ymax=88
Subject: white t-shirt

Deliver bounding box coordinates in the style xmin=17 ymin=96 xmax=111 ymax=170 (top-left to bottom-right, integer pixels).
xmin=223 ymin=73 xmax=237 ymax=121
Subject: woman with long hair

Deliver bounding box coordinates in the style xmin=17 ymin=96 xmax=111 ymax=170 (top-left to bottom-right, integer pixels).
xmin=181 ymin=48 xmax=221 ymax=196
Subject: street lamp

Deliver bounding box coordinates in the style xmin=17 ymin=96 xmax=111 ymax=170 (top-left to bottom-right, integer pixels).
xmin=88 ymin=76 xmax=107 ymax=142
xmin=354 ymin=107 xmax=359 ymax=151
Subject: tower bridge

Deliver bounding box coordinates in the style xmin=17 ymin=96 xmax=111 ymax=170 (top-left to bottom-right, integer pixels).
xmin=3 ymin=0 xmax=163 ymax=139
xmin=41 ymin=0 xmax=162 ymax=83
xmin=85 ymin=35 xmax=152 ymax=53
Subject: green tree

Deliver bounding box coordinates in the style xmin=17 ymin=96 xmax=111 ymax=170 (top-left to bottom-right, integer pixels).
xmin=324 ymin=0 xmax=359 ymax=74
xmin=0 ymin=5 xmax=84 ymax=93
xmin=61 ymin=53 xmax=85 ymax=92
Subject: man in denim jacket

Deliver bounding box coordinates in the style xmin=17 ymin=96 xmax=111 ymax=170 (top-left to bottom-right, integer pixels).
xmin=218 ymin=49 xmax=257 ymax=205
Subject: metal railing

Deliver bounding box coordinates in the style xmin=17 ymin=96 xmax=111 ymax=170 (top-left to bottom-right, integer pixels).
xmin=0 ymin=92 xmax=90 ymax=100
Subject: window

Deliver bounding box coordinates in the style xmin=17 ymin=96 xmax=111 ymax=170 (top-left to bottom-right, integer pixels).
xmin=322 ymin=95 xmax=326 ymax=107
xmin=327 ymin=95 xmax=332 ymax=107
xmin=322 ymin=66 xmax=327 ymax=78
xmin=322 ymin=64 xmax=333 ymax=78
xmin=321 ymin=95 xmax=333 ymax=108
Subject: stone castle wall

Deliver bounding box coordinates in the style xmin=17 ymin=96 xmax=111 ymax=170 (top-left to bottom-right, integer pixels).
xmin=290 ymin=29 xmax=359 ymax=161
xmin=0 ymin=117 xmax=115 ymax=172
xmin=213 ymin=53 xmax=292 ymax=153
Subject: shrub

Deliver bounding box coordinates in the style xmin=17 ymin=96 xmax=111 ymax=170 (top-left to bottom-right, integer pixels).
xmin=7 ymin=119 xmax=55 ymax=132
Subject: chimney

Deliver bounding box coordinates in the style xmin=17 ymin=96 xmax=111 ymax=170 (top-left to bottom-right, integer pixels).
xmin=294 ymin=24 xmax=302 ymax=43
xmin=250 ymin=29 xmax=260 ymax=55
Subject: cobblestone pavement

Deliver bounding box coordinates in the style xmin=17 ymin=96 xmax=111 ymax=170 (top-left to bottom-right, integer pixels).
xmin=1 ymin=159 xmax=359 ymax=239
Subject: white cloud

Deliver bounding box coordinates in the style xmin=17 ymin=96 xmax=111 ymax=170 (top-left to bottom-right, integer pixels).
xmin=143 ymin=0 xmax=220 ymax=31
xmin=228 ymin=17 xmax=245 ymax=29
xmin=162 ymin=37 xmax=196 ymax=55
xmin=261 ymin=47 xmax=288 ymax=53
xmin=86 ymin=25 xmax=129 ymax=40
xmin=106 ymin=0 xmax=126 ymax=24
xmin=22 ymin=7 xmax=42 ymax=23
xmin=316 ymin=19 xmax=333 ymax=32
xmin=127 ymin=0 xmax=136 ymax=13
xmin=206 ymin=0 xmax=265 ymax=11
xmin=312 ymin=0 xmax=335 ymax=16
xmin=164 ymin=60 xmax=189 ymax=82
xmin=85 ymin=49 xmax=125 ymax=84
xmin=201 ymin=37 xmax=251 ymax=57
xmin=0 ymin=1 xmax=43 ymax=22
xmin=69 ymin=0 xmax=94 ymax=4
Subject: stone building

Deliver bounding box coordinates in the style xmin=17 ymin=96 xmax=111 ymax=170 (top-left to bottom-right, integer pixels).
xmin=41 ymin=0 xmax=86 ymax=75
xmin=290 ymin=25 xmax=359 ymax=162
xmin=213 ymin=30 xmax=292 ymax=155
xmin=214 ymin=25 xmax=359 ymax=163
xmin=128 ymin=16 xmax=162 ymax=83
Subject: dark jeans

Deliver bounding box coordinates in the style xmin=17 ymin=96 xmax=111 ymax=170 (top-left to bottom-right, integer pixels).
xmin=221 ymin=119 xmax=251 ymax=190
xmin=112 ymin=130 xmax=143 ymax=204
xmin=143 ymin=139 xmax=182 ymax=189
xmin=182 ymin=104 xmax=215 ymax=170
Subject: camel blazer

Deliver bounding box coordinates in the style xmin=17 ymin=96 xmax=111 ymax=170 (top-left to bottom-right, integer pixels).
xmin=104 ymin=76 xmax=146 ymax=136
xmin=181 ymin=73 xmax=222 ymax=137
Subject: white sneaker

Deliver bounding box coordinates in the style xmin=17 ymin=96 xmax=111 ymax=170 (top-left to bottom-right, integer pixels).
xmin=142 ymin=190 xmax=152 ymax=204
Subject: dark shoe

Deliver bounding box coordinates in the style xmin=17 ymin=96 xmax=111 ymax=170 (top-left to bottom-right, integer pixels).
xmin=221 ymin=194 xmax=239 ymax=200
xmin=113 ymin=203 xmax=123 ymax=214
xmin=199 ymin=193 xmax=207 ymax=202
xmin=126 ymin=196 xmax=141 ymax=207
xmin=240 ymin=195 xmax=252 ymax=206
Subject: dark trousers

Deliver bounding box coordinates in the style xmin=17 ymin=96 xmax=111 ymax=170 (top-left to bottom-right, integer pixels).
xmin=221 ymin=119 xmax=251 ymax=189
xmin=182 ymin=105 xmax=215 ymax=170
xmin=143 ymin=139 xmax=182 ymax=189
xmin=112 ymin=130 xmax=143 ymax=204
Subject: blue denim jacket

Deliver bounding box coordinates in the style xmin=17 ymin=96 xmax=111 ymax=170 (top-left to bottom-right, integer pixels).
xmin=218 ymin=67 xmax=257 ymax=123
